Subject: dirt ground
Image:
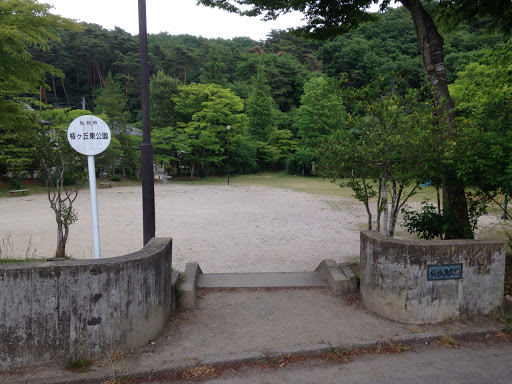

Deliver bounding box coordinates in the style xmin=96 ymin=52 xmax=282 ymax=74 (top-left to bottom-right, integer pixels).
xmin=0 ymin=183 xmax=505 ymax=273
xmin=0 ymin=183 xmax=369 ymax=272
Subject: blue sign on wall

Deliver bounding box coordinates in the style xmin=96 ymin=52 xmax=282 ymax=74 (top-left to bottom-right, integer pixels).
xmin=428 ymin=264 xmax=463 ymax=281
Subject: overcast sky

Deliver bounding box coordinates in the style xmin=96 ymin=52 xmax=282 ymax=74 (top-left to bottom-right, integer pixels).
xmin=44 ymin=0 xmax=307 ymax=41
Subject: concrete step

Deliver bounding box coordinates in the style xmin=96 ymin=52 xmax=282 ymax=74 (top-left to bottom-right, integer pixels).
xmin=181 ymin=260 xmax=359 ymax=309
xmin=197 ymin=271 xmax=328 ymax=289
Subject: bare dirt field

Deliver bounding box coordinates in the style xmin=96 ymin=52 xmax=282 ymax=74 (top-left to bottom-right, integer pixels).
xmin=0 ymin=183 xmax=369 ymax=272
xmin=0 ymin=182 xmax=504 ymax=273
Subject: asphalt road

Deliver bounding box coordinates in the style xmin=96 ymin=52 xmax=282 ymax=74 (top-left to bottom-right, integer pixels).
xmin=143 ymin=341 xmax=512 ymax=384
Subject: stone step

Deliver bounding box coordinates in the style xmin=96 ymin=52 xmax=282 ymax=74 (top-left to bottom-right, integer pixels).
xmin=197 ymin=271 xmax=328 ymax=289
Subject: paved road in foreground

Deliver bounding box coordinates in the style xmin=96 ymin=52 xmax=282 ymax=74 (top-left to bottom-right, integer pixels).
xmin=143 ymin=341 xmax=512 ymax=384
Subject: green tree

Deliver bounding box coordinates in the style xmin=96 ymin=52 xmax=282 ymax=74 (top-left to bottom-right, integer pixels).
xmin=245 ymin=62 xmax=295 ymax=169
xmin=287 ymin=74 xmax=347 ymax=175
xmin=0 ymin=0 xmax=77 ymax=175
xmin=158 ymin=83 xmax=252 ymax=176
xmin=199 ymin=43 xmax=228 ymax=85
xmin=37 ymin=109 xmax=90 ymax=258
xmin=94 ymin=73 xmax=139 ymax=177
xmin=246 ymin=63 xmax=278 ymax=142
xmin=149 ymin=70 xmax=181 ymax=128
xmin=199 ymin=0 xmax=512 ymax=239
xmin=449 ymin=40 xmax=512 ymax=202
xmin=318 ymin=86 xmax=437 ymax=237
xmin=293 ymin=74 xmax=347 ymax=145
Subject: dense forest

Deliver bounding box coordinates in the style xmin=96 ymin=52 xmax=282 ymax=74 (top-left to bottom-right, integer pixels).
xmin=17 ymin=6 xmax=502 ymax=178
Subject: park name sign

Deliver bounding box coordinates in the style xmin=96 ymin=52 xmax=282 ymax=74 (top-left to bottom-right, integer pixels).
xmin=67 ymin=115 xmax=111 ymax=259
xmin=67 ymin=115 xmax=111 ymax=156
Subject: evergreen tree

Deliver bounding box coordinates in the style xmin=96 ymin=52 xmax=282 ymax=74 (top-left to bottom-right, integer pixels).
xmin=293 ymin=74 xmax=347 ymax=145
xmin=288 ymin=74 xmax=347 ymax=175
xmin=245 ymin=62 xmax=296 ymax=169
xmin=150 ymin=70 xmax=181 ymax=128
xmin=199 ymin=44 xmax=227 ymax=85
xmin=94 ymin=73 xmax=139 ymax=177
xmin=246 ymin=63 xmax=278 ymax=142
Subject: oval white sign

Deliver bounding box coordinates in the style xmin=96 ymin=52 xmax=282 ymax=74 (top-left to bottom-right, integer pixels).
xmin=67 ymin=115 xmax=111 ymax=156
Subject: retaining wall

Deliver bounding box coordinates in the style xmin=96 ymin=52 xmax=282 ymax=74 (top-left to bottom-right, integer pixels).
xmin=360 ymin=231 xmax=505 ymax=324
xmin=0 ymin=238 xmax=172 ymax=370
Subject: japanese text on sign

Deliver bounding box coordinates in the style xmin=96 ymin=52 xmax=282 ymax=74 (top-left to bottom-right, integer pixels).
xmin=69 ymin=132 xmax=109 ymax=140
xmin=67 ymin=115 xmax=111 ymax=156
xmin=427 ymin=264 xmax=463 ymax=281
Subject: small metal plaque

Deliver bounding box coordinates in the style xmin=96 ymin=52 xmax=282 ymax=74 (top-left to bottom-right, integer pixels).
xmin=428 ymin=264 xmax=463 ymax=281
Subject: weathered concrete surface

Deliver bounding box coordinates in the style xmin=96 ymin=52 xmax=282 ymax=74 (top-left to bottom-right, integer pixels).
xmin=197 ymin=272 xmax=328 ymax=289
xmin=360 ymin=231 xmax=505 ymax=324
xmin=316 ymin=259 xmax=357 ymax=295
xmin=181 ymin=262 xmax=202 ymax=309
xmin=0 ymin=238 xmax=172 ymax=371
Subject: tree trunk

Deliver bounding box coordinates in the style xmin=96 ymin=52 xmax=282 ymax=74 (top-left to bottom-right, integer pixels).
xmin=362 ymin=176 xmax=372 ymax=230
xmin=401 ymin=0 xmax=473 ymax=239
xmin=56 ymin=222 xmax=66 ymax=258
xmin=376 ymin=180 xmax=382 ymax=232
xmin=61 ymin=78 xmax=70 ymax=108
xmin=51 ymin=75 xmax=57 ymax=99
xmin=382 ymin=174 xmax=389 ymax=235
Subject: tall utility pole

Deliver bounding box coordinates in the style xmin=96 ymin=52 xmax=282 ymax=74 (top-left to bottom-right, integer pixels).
xmin=138 ymin=0 xmax=155 ymax=245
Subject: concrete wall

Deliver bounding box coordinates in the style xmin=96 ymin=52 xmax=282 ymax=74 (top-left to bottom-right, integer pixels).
xmin=360 ymin=231 xmax=505 ymax=324
xmin=0 ymin=238 xmax=172 ymax=370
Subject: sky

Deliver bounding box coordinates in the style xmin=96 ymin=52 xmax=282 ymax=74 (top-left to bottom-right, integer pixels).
xmin=44 ymin=0 xmax=307 ymax=41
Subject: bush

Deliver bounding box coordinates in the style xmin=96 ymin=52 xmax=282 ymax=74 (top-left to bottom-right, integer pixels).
xmin=402 ymin=204 xmax=444 ymax=240
xmin=286 ymin=149 xmax=315 ymax=176
xmin=111 ymin=174 xmax=122 ymax=181
xmin=9 ymin=178 xmax=22 ymax=190
xmin=402 ymin=198 xmax=487 ymax=240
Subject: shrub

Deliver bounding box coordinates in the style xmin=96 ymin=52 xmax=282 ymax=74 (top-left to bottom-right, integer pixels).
xmin=9 ymin=178 xmax=22 ymax=190
xmin=286 ymin=149 xmax=315 ymax=176
xmin=402 ymin=198 xmax=487 ymax=240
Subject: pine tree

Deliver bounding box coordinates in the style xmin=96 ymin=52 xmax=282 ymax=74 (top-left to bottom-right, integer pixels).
xmin=199 ymin=44 xmax=227 ymax=86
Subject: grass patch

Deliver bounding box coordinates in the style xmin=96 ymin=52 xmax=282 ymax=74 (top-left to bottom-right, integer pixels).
xmin=438 ymin=334 xmax=459 ymax=348
xmin=65 ymin=357 xmax=92 ymax=372
xmin=172 ymin=172 xmax=439 ymax=201
xmin=0 ymin=178 xmax=143 ymax=197
xmin=0 ymin=258 xmax=40 ymax=264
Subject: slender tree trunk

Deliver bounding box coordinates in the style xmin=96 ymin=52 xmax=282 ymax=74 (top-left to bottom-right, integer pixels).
xmin=56 ymin=222 xmax=66 ymax=258
xmin=362 ymin=176 xmax=373 ymax=230
xmin=61 ymin=78 xmax=70 ymax=108
xmin=97 ymin=62 xmax=105 ymax=88
xmin=376 ymin=180 xmax=382 ymax=232
xmin=401 ymin=0 xmax=473 ymax=239
xmin=382 ymin=174 xmax=389 ymax=235
xmin=51 ymin=75 xmax=57 ymax=99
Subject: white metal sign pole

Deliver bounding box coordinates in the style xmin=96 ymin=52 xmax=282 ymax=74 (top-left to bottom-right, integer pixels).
xmin=67 ymin=115 xmax=111 ymax=260
xmin=88 ymin=155 xmax=101 ymax=259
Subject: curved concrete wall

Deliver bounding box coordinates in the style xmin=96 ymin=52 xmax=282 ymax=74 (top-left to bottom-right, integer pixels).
xmin=360 ymin=231 xmax=505 ymax=324
xmin=0 ymin=238 xmax=172 ymax=370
